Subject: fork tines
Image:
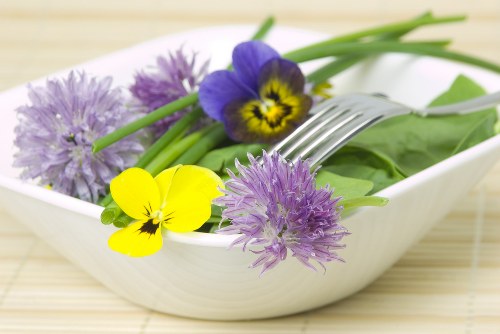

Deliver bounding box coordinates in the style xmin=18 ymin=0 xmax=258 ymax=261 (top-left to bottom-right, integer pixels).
xmin=271 ymin=94 xmax=411 ymax=167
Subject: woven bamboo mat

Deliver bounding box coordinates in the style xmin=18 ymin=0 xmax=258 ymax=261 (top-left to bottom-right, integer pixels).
xmin=1 ymin=1 xmax=500 ymax=333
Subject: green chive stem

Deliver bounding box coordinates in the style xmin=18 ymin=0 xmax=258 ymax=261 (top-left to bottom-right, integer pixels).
xmin=135 ymin=108 xmax=203 ymax=168
xmin=305 ymin=41 xmax=450 ymax=85
xmin=92 ymin=93 xmax=199 ymax=153
xmin=304 ymin=11 xmax=453 ymax=85
xmin=98 ymin=193 xmax=113 ymax=207
xmin=172 ymin=123 xmax=227 ymax=165
xmin=144 ymin=123 xmax=218 ymax=176
xmin=250 ymin=16 xmax=275 ymax=41
xmin=306 ymin=55 xmax=365 ymax=84
xmin=287 ymin=41 xmax=500 ymax=73
xmin=283 ymin=13 xmax=465 ymax=60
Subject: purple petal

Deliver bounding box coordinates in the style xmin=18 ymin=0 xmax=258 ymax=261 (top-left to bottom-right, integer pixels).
xmin=258 ymin=58 xmax=307 ymax=95
xmin=232 ymin=41 xmax=280 ymax=93
xmin=198 ymin=70 xmax=255 ymax=121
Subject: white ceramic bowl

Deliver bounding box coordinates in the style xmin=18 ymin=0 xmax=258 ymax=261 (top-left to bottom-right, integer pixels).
xmin=0 ymin=26 xmax=499 ymax=321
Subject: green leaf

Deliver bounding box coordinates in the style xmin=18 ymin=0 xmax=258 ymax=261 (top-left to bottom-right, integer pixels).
xmin=210 ymin=204 xmax=223 ymax=218
xmin=322 ymin=144 xmax=406 ymax=194
xmin=315 ymin=169 xmax=388 ymax=217
xmin=340 ymin=196 xmax=389 ymax=216
xmin=197 ymin=143 xmax=266 ymax=174
xmin=340 ymin=196 xmax=389 ymax=210
xmin=348 ymin=74 xmax=497 ymax=176
xmin=315 ymin=170 xmax=374 ymax=199
xmin=209 ymin=220 xmax=230 ymax=233
xmin=495 ymin=120 xmax=500 ymax=135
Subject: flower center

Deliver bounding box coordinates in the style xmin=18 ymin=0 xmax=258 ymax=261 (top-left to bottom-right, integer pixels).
xmin=263 ymin=220 xmax=278 ymax=240
xmin=231 ymin=79 xmax=309 ymax=143
xmin=150 ymin=209 xmax=164 ymax=222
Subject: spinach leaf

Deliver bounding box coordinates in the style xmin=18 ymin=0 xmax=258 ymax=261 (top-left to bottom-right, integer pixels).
xmin=323 ymin=144 xmax=406 ymax=194
xmin=316 ymin=169 xmax=374 ymax=199
xmin=347 ymin=75 xmax=497 ymax=176
xmin=315 ymin=170 xmax=388 ymax=212
xmin=197 ymin=143 xmax=266 ymax=174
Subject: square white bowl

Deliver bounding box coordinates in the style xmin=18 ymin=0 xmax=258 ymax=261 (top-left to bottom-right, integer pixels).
xmin=0 ymin=26 xmax=499 ymax=320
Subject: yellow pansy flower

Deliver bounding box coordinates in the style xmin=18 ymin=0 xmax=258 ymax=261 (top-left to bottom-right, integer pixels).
xmin=108 ymin=165 xmax=224 ymax=257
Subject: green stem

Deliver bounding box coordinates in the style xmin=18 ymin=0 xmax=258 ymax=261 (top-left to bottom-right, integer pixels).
xmin=306 ymin=55 xmax=365 ymax=84
xmin=144 ymin=123 xmax=218 ymax=176
xmin=250 ymin=16 xmax=275 ymax=40
xmin=172 ymin=123 xmax=227 ymax=165
xmin=135 ymin=108 xmax=203 ymax=168
xmin=93 ymin=93 xmax=198 ymax=153
xmin=305 ymin=41 xmax=450 ymax=85
xmin=286 ymin=41 xmax=500 ymax=73
xmin=99 ymin=193 xmax=113 ymax=207
xmin=283 ymin=13 xmax=465 ymax=60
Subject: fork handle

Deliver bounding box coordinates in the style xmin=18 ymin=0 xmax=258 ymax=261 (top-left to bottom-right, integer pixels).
xmin=418 ymin=91 xmax=500 ymax=116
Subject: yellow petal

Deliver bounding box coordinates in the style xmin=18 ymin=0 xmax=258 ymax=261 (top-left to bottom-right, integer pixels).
xmin=154 ymin=165 xmax=182 ymax=205
xmin=161 ymin=165 xmax=224 ymax=233
xmin=110 ymin=168 xmax=160 ymax=220
xmin=162 ymin=193 xmax=212 ymax=232
xmin=165 ymin=165 xmax=224 ymax=206
xmin=108 ymin=220 xmax=163 ymax=257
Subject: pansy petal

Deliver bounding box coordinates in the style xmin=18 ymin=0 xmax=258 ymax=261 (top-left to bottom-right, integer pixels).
xmin=154 ymin=164 xmax=182 ymax=205
xmin=258 ymin=58 xmax=306 ymax=95
xmin=110 ymin=167 xmax=160 ymax=220
xmin=198 ymin=70 xmax=255 ymax=122
xmin=108 ymin=220 xmax=163 ymax=257
xmin=222 ymin=94 xmax=310 ymax=144
xmin=232 ymin=41 xmax=280 ymax=92
xmin=163 ymin=192 xmax=212 ymax=232
xmin=160 ymin=165 xmax=224 ymax=232
xmin=165 ymin=165 xmax=224 ymax=209
xmin=222 ymin=98 xmax=269 ymax=143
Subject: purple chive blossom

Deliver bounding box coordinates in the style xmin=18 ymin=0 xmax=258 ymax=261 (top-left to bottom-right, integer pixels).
xmin=215 ymin=151 xmax=348 ymax=275
xmin=129 ymin=47 xmax=209 ymax=138
xmin=13 ymin=71 xmax=143 ymax=203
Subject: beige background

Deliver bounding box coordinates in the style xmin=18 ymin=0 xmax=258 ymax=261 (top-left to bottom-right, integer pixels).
xmin=1 ymin=0 xmax=500 ymax=333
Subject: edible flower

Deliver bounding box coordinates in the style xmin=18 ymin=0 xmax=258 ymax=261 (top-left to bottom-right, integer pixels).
xmin=198 ymin=41 xmax=312 ymax=144
xmin=13 ymin=71 xmax=143 ymax=203
xmin=215 ymin=151 xmax=348 ymax=275
xmin=130 ymin=47 xmax=209 ymax=139
xmin=108 ymin=166 xmax=224 ymax=256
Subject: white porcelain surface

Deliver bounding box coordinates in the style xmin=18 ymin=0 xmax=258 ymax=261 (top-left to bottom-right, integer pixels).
xmin=0 ymin=26 xmax=499 ymax=320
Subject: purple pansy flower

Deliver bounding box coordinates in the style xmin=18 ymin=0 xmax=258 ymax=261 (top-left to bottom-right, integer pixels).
xmin=129 ymin=48 xmax=209 ymax=139
xmin=13 ymin=71 xmax=143 ymax=203
xmin=199 ymin=41 xmax=312 ymax=144
xmin=215 ymin=151 xmax=348 ymax=275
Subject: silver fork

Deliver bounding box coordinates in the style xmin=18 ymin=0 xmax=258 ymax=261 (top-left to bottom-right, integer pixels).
xmin=271 ymin=91 xmax=500 ymax=167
